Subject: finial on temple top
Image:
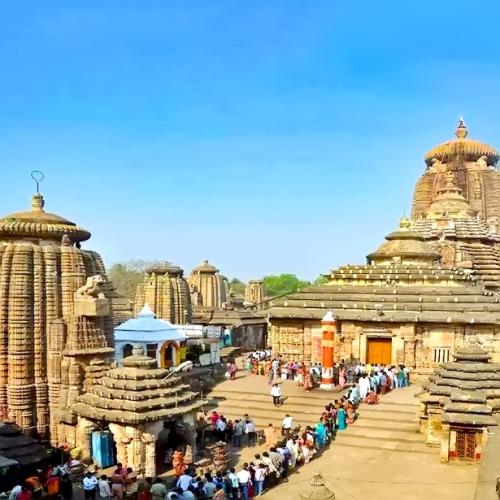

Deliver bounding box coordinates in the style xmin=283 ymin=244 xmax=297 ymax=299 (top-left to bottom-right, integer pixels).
xmin=455 ymin=117 xmax=468 ymax=139
xmin=30 ymin=170 xmax=45 ymax=194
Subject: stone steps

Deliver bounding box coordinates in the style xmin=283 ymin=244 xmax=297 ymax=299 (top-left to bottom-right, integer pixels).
xmin=335 ymin=425 xmax=423 ymax=442
xmin=207 ymin=384 xmax=426 ymax=454
xmin=332 ymin=438 xmax=435 ymax=454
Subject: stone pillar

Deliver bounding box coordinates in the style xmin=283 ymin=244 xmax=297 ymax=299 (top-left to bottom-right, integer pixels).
xmin=440 ymin=423 xmax=451 ymax=463
xmin=320 ymin=311 xmax=336 ymax=390
xmin=109 ymin=423 xmax=130 ymax=467
xmin=425 ymin=408 xmax=442 ymax=447
xmin=403 ymin=338 xmax=416 ymax=368
xmin=123 ymin=427 xmax=145 ymax=473
xmin=76 ymin=417 xmax=95 ymax=462
xmin=142 ymin=432 xmax=157 ymax=477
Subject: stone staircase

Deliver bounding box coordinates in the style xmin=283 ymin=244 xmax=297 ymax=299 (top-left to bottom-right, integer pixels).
xmin=207 ymin=386 xmax=434 ymax=455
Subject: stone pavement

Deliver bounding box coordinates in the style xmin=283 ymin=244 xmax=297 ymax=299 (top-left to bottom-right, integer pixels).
xmin=207 ymin=374 xmax=479 ymax=500
xmin=473 ymin=415 xmax=500 ymax=500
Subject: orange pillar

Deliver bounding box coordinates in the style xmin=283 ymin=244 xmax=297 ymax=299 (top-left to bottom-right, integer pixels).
xmin=320 ymin=311 xmax=336 ymax=390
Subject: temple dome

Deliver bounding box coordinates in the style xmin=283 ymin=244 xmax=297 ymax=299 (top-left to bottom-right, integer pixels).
xmin=193 ymin=260 xmax=219 ymax=273
xmin=115 ymin=304 xmax=186 ymax=343
xmin=367 ymin=217 xmax=441 ymax=266
xmin=144 ymin=261 xmax=183 ymax=275
xmin=0 ymin=193 xmax=91 ymax=243
xmin=425 ymin=119 xmax=499 ymax=167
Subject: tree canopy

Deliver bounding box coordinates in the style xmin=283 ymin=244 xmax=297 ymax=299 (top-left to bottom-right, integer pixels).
xmin=262 ymin=273 xmax=310 ymax=298
xmin=107 ymin=259 xmax=162 ymax=301
xmin=228 ymin=278 xmax=246 ymax=295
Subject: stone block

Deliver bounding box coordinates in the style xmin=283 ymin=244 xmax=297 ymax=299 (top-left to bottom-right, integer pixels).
xmin=74 ymin=297 xmax=110 ymax=317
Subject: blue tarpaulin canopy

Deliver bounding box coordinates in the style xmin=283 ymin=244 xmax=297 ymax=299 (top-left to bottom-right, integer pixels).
xmin=114 ymin=304 xmax=186 ymax=343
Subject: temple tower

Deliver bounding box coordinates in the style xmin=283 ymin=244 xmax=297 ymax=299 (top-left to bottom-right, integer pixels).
xmin=0 ymin=188 xmax=113 ymax=441
xmin=412 ymin=119 xmax=500 ymax=221
xmin=244 ymin=279 xmax=264 ymax=306
xmin=134 ymin=262 xmax=192 ymax=324
xmin=187 ymin=260 xmax=227 ymax=308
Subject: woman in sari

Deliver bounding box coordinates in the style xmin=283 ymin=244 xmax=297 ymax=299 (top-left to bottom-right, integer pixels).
xmin=244 ymin=357 xmax=252 ymax=373
xmin=339 ymin=367 xmax=346 ymax=388
xmin=264 ymin=359 xmax=272 ymax=375
xmin=346 ymin=401 xmax=355 ymax=424
xmin=229 ymin=362 xmax=237 ymax=380
xmin=336 ymin=406 xmax=347 ymax=431
xmin=314 ymin=421 xmax=328 ymax=448
xmin=296 ymin=365 xmax=305 ymax=387
xmin=264 ymin=423 xmax=278 ymax=447
xmin=303 ymin=368 xmax=313 ymax=391
xmin=251 ymin=359 xmax=258 ymax=375
xmin=364 ymin=389 xmax=379 ymax=405
xmin=172 ymin=448 xmax=187 ymax=477
xmin=299 ymin=434 xmax=315 ymax=464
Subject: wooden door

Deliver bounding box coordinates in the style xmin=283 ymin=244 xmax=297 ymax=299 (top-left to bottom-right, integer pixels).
xmin=367 ymin=338 xmax=392 ymax=365
xmin=456 ymin=430 xmax=476 ymax=460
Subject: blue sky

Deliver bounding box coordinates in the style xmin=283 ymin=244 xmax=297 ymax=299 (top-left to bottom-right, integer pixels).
xmin=1 ymin=1 xmax=500 ymax=281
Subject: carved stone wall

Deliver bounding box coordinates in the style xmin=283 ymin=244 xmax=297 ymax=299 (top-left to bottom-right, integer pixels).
xmin=244 ymin=280 xmax=264 ymax=306
xmin=269 ymin=317 xmax=500 ymax=369
xmin=187 ymin=261 xmax=227 ymax=309
xmin=0 ymin=241 xmax=114 ymax=440
xmin=135 ymin=265 xmax=192 ymax=324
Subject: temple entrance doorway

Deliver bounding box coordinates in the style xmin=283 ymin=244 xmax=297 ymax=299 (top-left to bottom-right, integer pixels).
xmin=367 ymin=338 xmax=392 ymax=365
xmin=155 ymin=421 xmax=188 ymax=474
xmin=160 ymin=342 xmax=177 ymax=368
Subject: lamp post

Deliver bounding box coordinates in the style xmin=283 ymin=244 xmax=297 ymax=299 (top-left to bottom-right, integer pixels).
xmin=320 ymin=311 xmax=336 ymax=390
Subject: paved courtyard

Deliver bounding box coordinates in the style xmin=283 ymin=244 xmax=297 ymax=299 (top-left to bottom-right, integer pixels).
xmin=208 ymin=373 xmax=479 ymax=500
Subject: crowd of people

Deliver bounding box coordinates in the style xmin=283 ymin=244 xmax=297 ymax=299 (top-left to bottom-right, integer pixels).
xmin=243 ymin=351 xmax=411 ymax=399
xmin=160 ymin=382 xmax=372 ymax=499
xmin=4 ymin=352 xmax=411 ymax=500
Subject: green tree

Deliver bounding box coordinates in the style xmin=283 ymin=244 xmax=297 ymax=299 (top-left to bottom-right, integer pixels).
xmin=229 ymin=278 xmax=246 ymax=295
xmin=313 ymin=275 xmax=329 ymax=285
xmin=262 ymin=273 xmax=310 ymax=298
xmin=107 ymin=259 xmax=163 ymax=301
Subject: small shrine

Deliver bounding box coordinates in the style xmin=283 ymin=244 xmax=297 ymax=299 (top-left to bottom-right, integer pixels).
xmin=300 ymin=473 xmax=335 ymax=499
xmin=72 ymin=344 xmax=204 ymax=476
xmin=114 ymin=304 xmax=187 ymax=367
xmin=188 ymin=260 xmax=227 ymax=309
xmin=419 ymin=345 xmax=500 ymax=463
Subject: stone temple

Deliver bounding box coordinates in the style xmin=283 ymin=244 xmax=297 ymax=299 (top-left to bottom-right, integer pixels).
xmin=412 ymin=120 xmax=500 ymax=289
xmin=268 ymin=121 xmax=500 ymax=374
xmin=134 ymin=261 xmax=192 ymax=324
xmin=0 ymin=191 xmax=114 ymax=443
xmin=0 ymin=187 xmax=204 ymax=474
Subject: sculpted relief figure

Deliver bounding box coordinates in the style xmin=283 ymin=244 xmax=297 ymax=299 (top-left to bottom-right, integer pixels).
xmin=487 ymin=217 xmax=498 ymax=235
xmin=476 ymin=155 xmax=488 ymax=170
xmin=76 ymin=275 xmax=107 ymax=299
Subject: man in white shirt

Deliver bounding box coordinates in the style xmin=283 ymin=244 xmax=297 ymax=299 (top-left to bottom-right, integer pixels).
xmin=244 ymin=419 xmax=257 ymax=447
xmin=282 ymin=414 xmax=293 ymax=438
xmin=237 ymin=464 xmax=252 ymax=500
xmin=98 ymin=475 xmax=111 ymax=499
xmin=82 ymin=472 xmax=98 ymax=500
xmin=216 ymin=417 xmax=227 ymax=442
xmin=270 ymin=383 xmax=281 ymax=406
xmin=176 ymin=472 xmax=193 ymax=492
